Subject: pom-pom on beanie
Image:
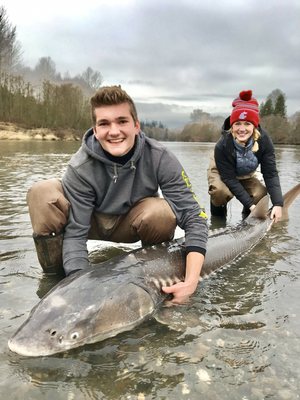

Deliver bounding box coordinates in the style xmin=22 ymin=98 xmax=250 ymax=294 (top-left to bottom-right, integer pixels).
xmin=230 ymin=90 xmax=260 ymax=127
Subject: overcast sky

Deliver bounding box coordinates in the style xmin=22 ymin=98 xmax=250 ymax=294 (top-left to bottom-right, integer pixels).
xmin=2 ymin=0 xmax=300 ymax=128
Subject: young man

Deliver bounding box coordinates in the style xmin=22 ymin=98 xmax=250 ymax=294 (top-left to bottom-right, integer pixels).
xmin=27 ymin=86 xmax=208 ymax=304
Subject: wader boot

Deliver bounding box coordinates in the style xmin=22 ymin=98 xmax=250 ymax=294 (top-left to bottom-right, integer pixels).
xmin=33 ymin=232 xmax=65 ymax=276
xmin=242 ymin=207 xmax=251 ymax=219
xmin=210 ymin=201 xmax=227 ymax=218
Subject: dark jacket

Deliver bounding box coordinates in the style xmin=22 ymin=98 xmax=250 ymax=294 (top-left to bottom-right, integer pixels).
xmin=62 ymin=129 xmax=208 ymax=275
xmin=214 ymin=117 xmax=283 ymax=209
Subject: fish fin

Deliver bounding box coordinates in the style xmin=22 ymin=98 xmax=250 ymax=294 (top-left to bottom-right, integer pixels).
xmin=281 ymin=183 xmax=300 ymax=221
xmin=249 ymin=183 xmax=300 ymax=222
xmin=249 ymin=195 xmax=269 ymax=220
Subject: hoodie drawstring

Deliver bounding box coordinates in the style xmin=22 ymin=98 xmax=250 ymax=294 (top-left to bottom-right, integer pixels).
xmin=112 ymin=161 xmax=136 ymax=183
xmin=113 ymin=164 xmax=118 ymax=183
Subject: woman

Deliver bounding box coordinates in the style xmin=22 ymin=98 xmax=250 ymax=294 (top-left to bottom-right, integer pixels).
xmin=207 ymin=90 xmax=283 ymax=222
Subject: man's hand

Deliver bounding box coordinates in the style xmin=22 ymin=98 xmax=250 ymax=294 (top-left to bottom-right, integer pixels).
xmin=162 ymin=279 xmax=198 ymax=305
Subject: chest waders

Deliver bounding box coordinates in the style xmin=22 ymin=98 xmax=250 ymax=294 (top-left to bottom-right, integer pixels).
xmin=33 ymin=232 xmax=65 ymax=276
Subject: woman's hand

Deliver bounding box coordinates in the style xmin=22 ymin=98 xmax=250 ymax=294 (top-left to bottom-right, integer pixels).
xmin=270 ymin=206 xmax=282 ymax=223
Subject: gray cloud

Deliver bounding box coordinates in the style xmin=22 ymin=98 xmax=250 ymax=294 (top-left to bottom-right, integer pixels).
xmin=2 ymin=0 xmax=300 ymax=127
xmin=136 ymin=102 xmax=196 ymax=129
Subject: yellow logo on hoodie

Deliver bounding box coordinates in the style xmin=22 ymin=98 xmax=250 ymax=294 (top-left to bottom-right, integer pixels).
xmin=181 ymin=170 xmax=207 ymax=219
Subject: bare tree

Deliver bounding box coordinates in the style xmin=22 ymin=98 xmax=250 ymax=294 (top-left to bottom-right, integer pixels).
xmin=34 ymin=56 xmax=58 ymax=81
xmin=0 ymin=6 xmax=22 ymax=72
xmin=190 ymin=109 xmax=210 ymax=123
xmin=80 ymin=66 xmax=103 ymax=90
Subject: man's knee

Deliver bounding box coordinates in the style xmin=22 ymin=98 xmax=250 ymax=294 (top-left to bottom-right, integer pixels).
xmin=27 ymin=178 xmax=62 ymax=204
xmin=27 ymin=178 xmax=70 ymax=235
xmin=131 ymin=198 xmax=176 ymax=244
xmin=138 ymin=198 xmax=175 ymax=221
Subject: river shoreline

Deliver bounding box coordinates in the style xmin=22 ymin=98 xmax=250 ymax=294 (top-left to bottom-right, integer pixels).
xmin=0 ymin=122 xmax=81 ymax=141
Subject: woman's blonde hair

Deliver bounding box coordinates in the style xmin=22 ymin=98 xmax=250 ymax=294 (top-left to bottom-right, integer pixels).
xmin=252 ymin=128 xmax=261 ymax=152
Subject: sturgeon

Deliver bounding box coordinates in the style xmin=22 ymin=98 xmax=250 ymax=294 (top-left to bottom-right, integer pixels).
xmin=8 ymin=184 xmax=300 ymax=357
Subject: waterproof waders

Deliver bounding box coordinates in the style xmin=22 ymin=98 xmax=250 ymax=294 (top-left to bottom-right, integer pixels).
xmin=33 ymin=232 xmax=65 ymax=275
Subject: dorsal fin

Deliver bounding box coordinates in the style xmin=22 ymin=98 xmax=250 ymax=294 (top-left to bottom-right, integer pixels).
xmin=248 ymin=183 xmax=300 ymax=221
xmin=281 ymin=183 xmax=300 ymax=220
xmin=249 ymin=195 xmax=269 ymax=219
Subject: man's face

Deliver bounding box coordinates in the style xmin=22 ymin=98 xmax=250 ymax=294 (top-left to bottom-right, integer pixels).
xmin=93 ymin=103 xmax=140 ymax=156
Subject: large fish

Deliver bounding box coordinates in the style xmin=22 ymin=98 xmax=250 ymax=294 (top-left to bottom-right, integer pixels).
xmin=8 ymin=184 xmax=300 ymax=357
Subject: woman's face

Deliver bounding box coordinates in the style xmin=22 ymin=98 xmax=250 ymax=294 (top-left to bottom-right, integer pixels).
xmin=231 ymin=121 xmax=254 ymax=145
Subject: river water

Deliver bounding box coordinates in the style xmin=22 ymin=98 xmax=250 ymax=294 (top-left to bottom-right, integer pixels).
xmin=1 ymin=140 xmax=300 ymax=400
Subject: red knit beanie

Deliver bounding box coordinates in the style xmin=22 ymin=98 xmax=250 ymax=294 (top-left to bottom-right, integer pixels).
xmin=230 ymin=90 xmax=259 ymax=127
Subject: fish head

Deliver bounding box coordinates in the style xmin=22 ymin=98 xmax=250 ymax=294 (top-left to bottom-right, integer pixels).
xmin=8 ymin=291 xmax=89 ymax=357
xmin=8 ymin=275 xmax=156 ymax=357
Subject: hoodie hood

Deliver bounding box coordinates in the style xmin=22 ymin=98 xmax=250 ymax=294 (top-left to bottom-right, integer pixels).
xmin=222 ymin=116 xmax=231 ymax=133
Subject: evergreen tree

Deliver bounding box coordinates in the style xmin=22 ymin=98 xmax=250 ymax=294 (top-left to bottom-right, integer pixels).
xmin=274 ymin=93 xmax=287 ymax=118
xmin=260 ymin=98 xmax=274 ymax=117
xmin=268 ymin=89 xmax=284 ymax=108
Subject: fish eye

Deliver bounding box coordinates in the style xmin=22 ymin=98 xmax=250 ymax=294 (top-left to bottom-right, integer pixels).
xmin=49 ymin=329 xmax=57 ymax=337
xmin=71 ymin=332 xmax=79 ymax=340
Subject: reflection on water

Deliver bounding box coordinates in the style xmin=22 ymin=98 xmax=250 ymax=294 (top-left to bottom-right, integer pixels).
xmin=1 ymin=141 xmax=300 ymax=399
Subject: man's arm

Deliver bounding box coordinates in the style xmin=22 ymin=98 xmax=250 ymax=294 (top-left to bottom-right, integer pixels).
xmin=156 ymin=148 xmax=207 ymax=304
xmin=62 ymin=165 xmax=95 ymax=275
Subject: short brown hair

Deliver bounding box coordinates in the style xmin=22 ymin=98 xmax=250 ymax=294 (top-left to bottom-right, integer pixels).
xmin=90 ymin=85 xmax=138 ymax=125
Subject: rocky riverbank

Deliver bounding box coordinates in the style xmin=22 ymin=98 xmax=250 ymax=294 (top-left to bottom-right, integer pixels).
xmin=0 ymin=122 xmax=81 ymax=141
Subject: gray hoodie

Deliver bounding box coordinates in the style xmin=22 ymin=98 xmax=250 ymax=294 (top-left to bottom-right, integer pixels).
xmin=62 ymin=129 xmax=208 ymax=275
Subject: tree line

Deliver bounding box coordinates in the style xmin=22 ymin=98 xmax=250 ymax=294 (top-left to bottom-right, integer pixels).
xmin=179 ymin=89 xmax=300 ymax=145
xmin=0 ymin=72 xmax=91 ymax=132
xmin=0 ymin=5 xmax=100 ymax=134
xmin=1 ymin=5 xmax=299 ymax=144
xmin=1 ymin=69 xmax=299 ymax=144
xmin=1 ymin=6 xmax=102 ymax=92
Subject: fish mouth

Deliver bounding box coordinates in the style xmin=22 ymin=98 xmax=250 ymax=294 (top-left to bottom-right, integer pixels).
xmin=8 ymin=326 xmax=112 ymax=357
xmin=8 ymin=337 xmax=50 ymax=357
xmin=7 ymin=317 xmax=148 ymax=357
xmin=8 ymin=336 xmax=78 ymax=357
xmin=7 ymin=331 xmax=74 ymax=357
